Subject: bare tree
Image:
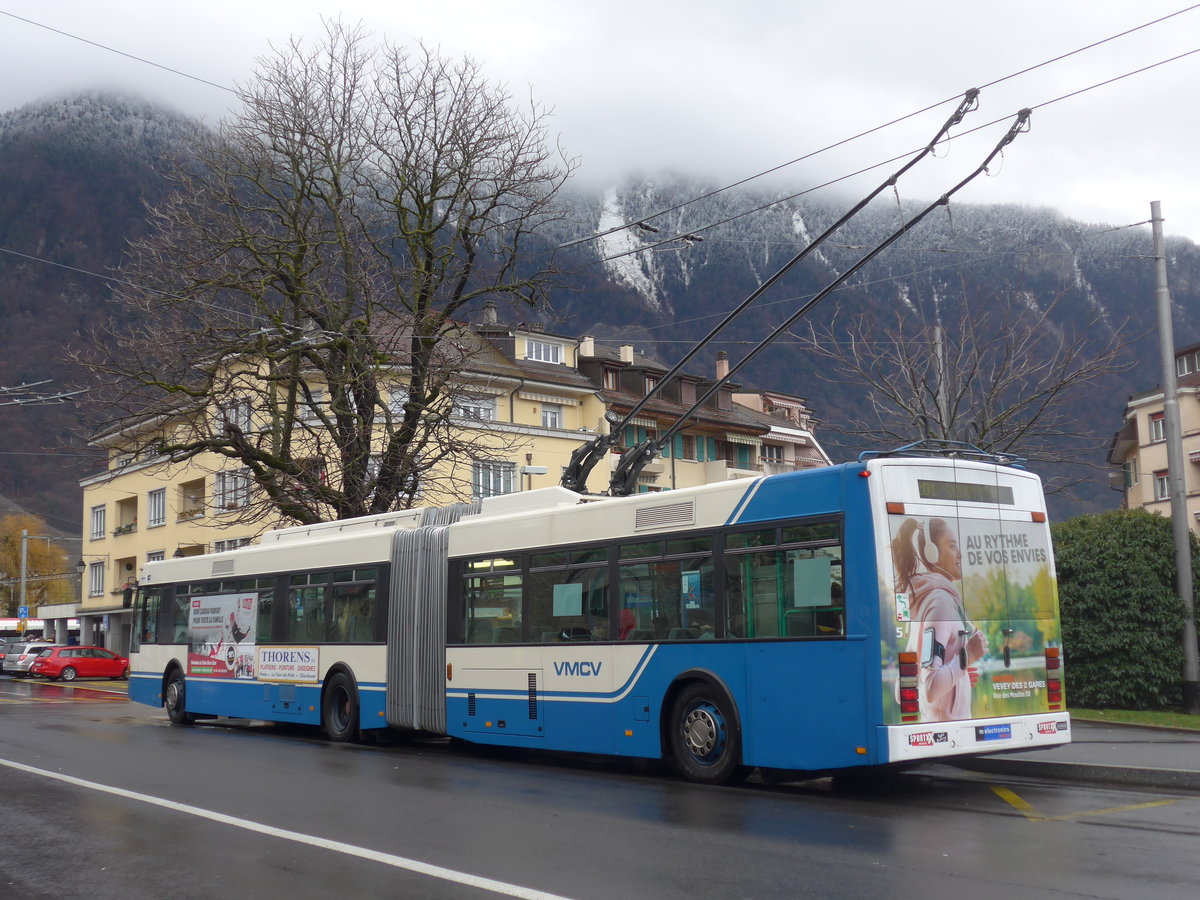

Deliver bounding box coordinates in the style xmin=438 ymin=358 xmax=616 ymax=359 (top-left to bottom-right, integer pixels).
xmin=77 ymin=21 xmax=575 ymax=524
xmin=796 ymin=290 xmax=1130 ymax=486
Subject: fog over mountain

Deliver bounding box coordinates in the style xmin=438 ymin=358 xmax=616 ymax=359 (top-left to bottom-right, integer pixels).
xmin=2 ymin=93 xmax=1194 ymax=528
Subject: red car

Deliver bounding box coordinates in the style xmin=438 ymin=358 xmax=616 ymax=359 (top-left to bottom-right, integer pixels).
xmin=30 ymin=646 xmax=129 ymax=681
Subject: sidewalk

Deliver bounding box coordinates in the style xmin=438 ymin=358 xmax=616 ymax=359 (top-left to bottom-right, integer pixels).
xmin=951 ymin=720 xmax=1200 ymax=791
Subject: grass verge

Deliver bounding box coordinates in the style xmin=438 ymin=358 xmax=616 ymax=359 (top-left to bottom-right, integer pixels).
xmin=1070 ymin=708 xmax=1200 ymax=730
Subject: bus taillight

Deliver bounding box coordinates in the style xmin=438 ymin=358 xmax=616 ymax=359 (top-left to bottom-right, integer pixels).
xmin=899 ymin=651 xmax=920 ymax=719
xmin=1045 ymin=647 xmax=1063 ymax=709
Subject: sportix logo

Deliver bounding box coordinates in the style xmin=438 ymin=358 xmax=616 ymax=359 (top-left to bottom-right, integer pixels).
xmin=553 ymin=660 xmax=603 ymax=677
xmin=908 ymin=732 xmax=935 ymax=747
xmin=1037 ymin=721 xmax=1058 ymax=735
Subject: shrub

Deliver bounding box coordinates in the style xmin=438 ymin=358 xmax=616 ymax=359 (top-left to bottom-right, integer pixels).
xmin=1052 ymin=508 xmax=1190 ymax=709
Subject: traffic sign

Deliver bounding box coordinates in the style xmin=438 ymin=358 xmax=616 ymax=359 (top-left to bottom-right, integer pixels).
xmin=17 ymin=605 xmax=28 ymax=618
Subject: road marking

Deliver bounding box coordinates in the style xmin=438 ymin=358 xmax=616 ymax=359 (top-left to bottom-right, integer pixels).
xmin=0 ymin=696 xmax=121 ymax=704
xmin=990 ymin=784 xmax=1179 ymax=822
xmin=0 ymin=757 xmax=576 ymax=900
xmin=990 ymin=785 xmax=1038 ymax=818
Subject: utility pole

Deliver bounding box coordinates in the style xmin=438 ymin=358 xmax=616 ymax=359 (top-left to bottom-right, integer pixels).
xmin=1151 ymin=200 xmax=1200 ymax=715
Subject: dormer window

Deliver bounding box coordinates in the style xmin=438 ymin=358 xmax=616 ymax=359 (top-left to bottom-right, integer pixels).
xmin=526 ymin=339 xmax=563 ymax=364
xmin=603 ymin=369 xmax=619 ymax=390
xmin=645 ymin=375 xmax=659 ymax=393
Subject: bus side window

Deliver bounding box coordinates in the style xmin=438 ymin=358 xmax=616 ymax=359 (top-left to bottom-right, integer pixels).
xmin=526 ymin=567 xmax=607 ymax=641
xmin=725 ymin=522 xmax=843 ymax=640
xmin=287 ymin=586 xmax=327 ymax=642
xmin=464 ymin=563 xmax=522 ymax=644
xmin=331 ymin=583 xmax=375 ymax=643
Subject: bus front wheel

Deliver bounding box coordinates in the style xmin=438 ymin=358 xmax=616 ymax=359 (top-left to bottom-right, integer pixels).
xmin=669 ymin=682 xmax=748 ymax=785
xmin=322 ymin=672 xmax=359 ymax=742
xmin=164 ymin=670 xmax=196 ymax=726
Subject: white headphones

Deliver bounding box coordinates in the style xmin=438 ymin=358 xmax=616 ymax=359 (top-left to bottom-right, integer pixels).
xmin=920 ymin=521 xmax=940 ymax=566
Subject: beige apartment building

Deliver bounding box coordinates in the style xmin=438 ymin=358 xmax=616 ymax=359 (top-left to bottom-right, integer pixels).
xmin=1108 ymin=341 xmax=1200 ymax=532
xmin=38 ymin=316 xmax=828 ymax=653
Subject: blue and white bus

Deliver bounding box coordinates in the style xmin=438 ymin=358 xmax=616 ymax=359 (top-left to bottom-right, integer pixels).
xmin=129 ymin=447 xmax=1070 ymax=783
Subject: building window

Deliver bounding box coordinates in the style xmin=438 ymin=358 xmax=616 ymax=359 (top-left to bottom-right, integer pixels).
xmin=148 ymin=489 xmax=166 ymax=528
xmin=215 ymin=469 xmax=251 ymax=509
xmin=1123 ymin=459 xmax=1138 ymax=488
xmin=473 ymin=461 xmax=515 ymax=498
xmin=88 ymin=562 xmax=105 ymax=597
xmin=1150 ymin=413 xmax=1165 ymax=443
xmin=645 ymin=375 xmax=659 ymax=394
xmin=214 ymin=537 xmax=253 ymax=552
xmin=541 ymin=402 xmax=563 ymax=429
xmin=301 ymin=390 xmax=326 ymax=423
xmin=146 ymin=551 xmax=165 ymax=563
xmin=219 ymin=399 xmax=253 ymax=434
xmin=681 ymin=435 xmax=696 ymax=460
xmin=603 ymin=369 xmax=619 ymax=390
xmin=90 ymin=505 xmax=106 ymax=541
xmin=761 ymin=444 xmax=784 ymax=462
xmin=455 ymin=395 xmax=497 ymax=421
xmin=1154 ymin=469 xmax=1170 ymax=500
xmin=385 ymin=384 xmax=409 ymax=421
xmin=526 ymin=340 xmax=562 ymax=364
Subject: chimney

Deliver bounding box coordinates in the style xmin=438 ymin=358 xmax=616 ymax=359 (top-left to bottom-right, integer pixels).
xmin=579 ymin=336 xmax=595 ymax=357
xmin=716 ymin=350 xmax=729 ymax=380
xmin=482 ymin=300 xmax=498 ymax=325
xmin=619 ymin=344 xmax=635 ymax=363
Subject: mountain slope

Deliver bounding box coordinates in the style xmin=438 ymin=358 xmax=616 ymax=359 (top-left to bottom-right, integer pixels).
xmin=0 ymin=94 xmax=1192 ymax=526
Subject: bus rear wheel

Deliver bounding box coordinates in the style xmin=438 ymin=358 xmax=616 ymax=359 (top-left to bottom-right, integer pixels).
xmin=164 ymin=670 xmax=196 ymax=726
xmin=322 ymin=672 xmax=359 ymax=742
xmin=669 ymin=682 xmax=748 ymax=785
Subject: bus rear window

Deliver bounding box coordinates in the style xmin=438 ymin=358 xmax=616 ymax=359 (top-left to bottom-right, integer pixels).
xmin=918 ymin=479 xmax=1014 ymax=505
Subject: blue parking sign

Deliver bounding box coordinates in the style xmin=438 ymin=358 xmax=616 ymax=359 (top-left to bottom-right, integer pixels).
xmin=17 ymin=605 xmax=28 ymax=618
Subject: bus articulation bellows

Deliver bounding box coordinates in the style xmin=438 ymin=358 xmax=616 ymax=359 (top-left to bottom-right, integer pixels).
xmin=129 ymin=447 xmax=1070 ymax=783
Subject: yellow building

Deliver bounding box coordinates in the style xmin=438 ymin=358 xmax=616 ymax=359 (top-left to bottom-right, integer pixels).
xmin=1108 ymin=341 xmax=1200 ymax=532
xmin=54 ymin=315 xmax=828 ymax=652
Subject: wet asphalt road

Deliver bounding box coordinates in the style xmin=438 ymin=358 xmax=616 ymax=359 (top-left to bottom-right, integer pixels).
xmin=1 ymin=676 xmax=1198 ymax=900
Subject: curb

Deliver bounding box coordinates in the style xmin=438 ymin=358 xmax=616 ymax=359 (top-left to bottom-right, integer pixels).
xmin=951 ymin=756 xmax=1200 ymax=791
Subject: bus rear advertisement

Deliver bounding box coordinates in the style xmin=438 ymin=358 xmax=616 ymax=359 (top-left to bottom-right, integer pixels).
xmin=129 ymin=448 xmax=1069 ymax=784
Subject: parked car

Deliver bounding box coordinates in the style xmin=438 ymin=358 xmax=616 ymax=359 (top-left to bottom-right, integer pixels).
xmin=2 ymin=642 xmax=63 ymax=677
xmin=30 ymin=646 xmax=129 ymax=681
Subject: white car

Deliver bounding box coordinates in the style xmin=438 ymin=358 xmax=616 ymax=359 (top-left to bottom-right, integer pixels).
xmin=2 ymin=642 xmax=63 ymax=677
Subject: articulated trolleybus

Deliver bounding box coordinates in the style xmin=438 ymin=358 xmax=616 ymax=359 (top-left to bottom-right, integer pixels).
xmin=129 ymin=444 xmax=1069 ymax=784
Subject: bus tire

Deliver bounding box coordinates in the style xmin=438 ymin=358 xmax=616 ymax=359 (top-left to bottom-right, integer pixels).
xmin=668 ymin=682 xmax=748 ymax=785
xmin=164 ymin=669 xmax=196 ymax=726
xmin=322 ymin=671 xmax=359 ymax=742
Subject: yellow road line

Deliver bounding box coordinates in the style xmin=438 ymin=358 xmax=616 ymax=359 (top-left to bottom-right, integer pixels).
xmin=990 ymin=784 xmax=1179 ymax=822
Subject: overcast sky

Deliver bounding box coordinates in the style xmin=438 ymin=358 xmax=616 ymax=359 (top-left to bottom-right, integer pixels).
xmin=2 ymin=1 xmax=1199 ymax=242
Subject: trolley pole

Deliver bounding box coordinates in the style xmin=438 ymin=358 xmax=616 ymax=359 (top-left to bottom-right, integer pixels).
xmin=1152 ymin=200 xmax=1200 ymax=714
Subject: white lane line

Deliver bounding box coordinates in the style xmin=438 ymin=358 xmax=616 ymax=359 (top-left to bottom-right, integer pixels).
xmin=0 ymin=757 xmax=576 ymax=900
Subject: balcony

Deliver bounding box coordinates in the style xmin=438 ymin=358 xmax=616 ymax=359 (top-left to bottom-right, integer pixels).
xmin=111 ymin=522 xmax=137 ymax=537
xmin=704 ymin=459 xmax=762 ymax=481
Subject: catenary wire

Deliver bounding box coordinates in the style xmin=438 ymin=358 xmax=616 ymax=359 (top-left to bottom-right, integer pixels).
xmin=0 ymin=3 xmax=1190 ymax=253
xmin=590 ymin=45 xmax=1200 ymax=266
xmin=555 ymin=3 xmax=1200 ymax=250
xmin=0 ymin=9 xmax=236 ymax=94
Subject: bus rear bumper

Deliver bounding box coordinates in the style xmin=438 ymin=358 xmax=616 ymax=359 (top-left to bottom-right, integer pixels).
xmin=880 ymin=712 xmax=1071 ymax=764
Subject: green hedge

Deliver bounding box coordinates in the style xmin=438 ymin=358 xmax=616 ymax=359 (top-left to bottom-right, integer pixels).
xmin=1051 ymin=508 xmax=1190 ymax=710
